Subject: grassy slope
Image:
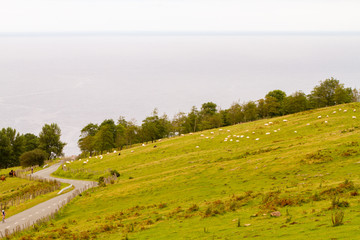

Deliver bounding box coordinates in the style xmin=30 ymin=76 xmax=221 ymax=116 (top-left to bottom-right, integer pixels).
xmin=0 ymin=167 xmax=69 ymax=218
xmin=14 ymin=103 xmax=360 ymax=240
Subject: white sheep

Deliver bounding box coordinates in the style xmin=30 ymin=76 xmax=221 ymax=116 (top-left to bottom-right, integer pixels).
xmin=266 ymin=132 xmax=270 ymax=135
xmin=195 ymin=146 xmax=199 ymax=148
xmin=236 ymin=140 xmax=239 ymax=142
xmin=269 ymin=122 xmax=273 ymax=124
xmin=318 ymin=116 xmax=321 ymax=119
xmin=181 ymin=134 xmax=185 ymax=136
xmin=240 ymin=135 xmax=244 ymax=138
xmin=142 ymin=144 xmax=146 ymax=147
xmin=200 ymin=134 xmax=204 ymax=137
xmin=306 ymin=123 xmax=310 ymax=126
xmin=283 ymin=119 xmax=288 ymax=122
xmin=333 ymin=111 xmax=337 ymax=114
xmin=230 ymin=139 xmax=233 ymax=142
xmin=264 ymin=123 xmax=269 ymax=126
xmin=246 ymin=136 xmax=250 ymax=139
xmin=353 ymin=116 xmax=357 ymax=119
xmin=344 ymin=110 xmax=347 ymax=112
xmin=210 ymin=132 xmax=214 ymax=134
xmin=227 ymin=130 xmax=231 ymax=132
xmin=354 ymin=109 xmax=356 ymax=112
xmin=219 ymin=129 xmax=223 ymax=131
xmin=294 ymin=131 xmax=297 ymax=133
xmin=274 ymin=130 xmax=277 ymax=132
xmin=255 ymin=138 xmax=259 ymax=141
xmin=114 ymin=150 xmax=117 ymax=153
xmin=324 ymin=121 xmax=328 ymax=124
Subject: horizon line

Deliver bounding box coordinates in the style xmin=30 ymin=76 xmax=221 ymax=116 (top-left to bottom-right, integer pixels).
xmin=1 ymin=31 xmax=360 ymax=37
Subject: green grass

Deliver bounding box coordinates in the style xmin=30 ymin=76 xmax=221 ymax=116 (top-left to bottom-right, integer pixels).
xmin=12 ymin=103 xmax=360 ymax=239
xmin=0 ymin=167 xmax=69 ymax=218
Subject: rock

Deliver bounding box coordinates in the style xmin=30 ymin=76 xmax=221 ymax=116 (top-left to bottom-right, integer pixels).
xmin=270 ymin=211 xmax=281 ymax=217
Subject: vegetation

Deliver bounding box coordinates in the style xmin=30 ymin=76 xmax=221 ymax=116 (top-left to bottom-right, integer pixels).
xmin=11 ymin=102 xmax=360 ymax=239
xmin=0 ymin=123 xmax=66 ymax=169
xmin=78 ymin=78 xmax=359 ymax=157
xmin=19 ymin=149 xmax=48 ymax=167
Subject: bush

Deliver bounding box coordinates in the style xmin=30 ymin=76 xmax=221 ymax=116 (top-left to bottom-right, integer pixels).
xmin=110 ymin=169 xmax=120 ymax=177
xmin=20 ymin=149 xmax=48 ymax=167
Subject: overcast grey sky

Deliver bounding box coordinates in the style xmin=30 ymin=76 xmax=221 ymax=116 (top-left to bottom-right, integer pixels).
xmin=0 ymin=0 xmax=360 ymax=155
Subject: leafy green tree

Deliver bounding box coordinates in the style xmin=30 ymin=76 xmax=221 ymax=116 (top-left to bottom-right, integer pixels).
xmin=243 ymin=101 xmax=258 ymax=122
xmin=309 ymin=78 xmax=354 ymax=108
xmin=1 ymin=128 xmax=25 ymax=167
xmin=142 ymin=109 xmax=171 ymax=142
xmin=257 ymin=99 xmax=266 ymax=119
xmin=172 ymin=112 xmax=188 ymax=135
xmin=283 ymin=91 xmax=309 ymax=114
xmin=0 ymin=131 xmax=12 ymax=169
xmin=183 ymin=106 xmax=200 ymax=133
xmin=39 ymin=123 xmax=66 ymax=159
xmin=20 ymin=149 xmax=48 ymax=167
xmin=23 ymin=133 xmax=40 ymax=152
xmin=94 ymin=124 xmax=115 ymax=153
xmin=265 ymin=90 xmax=286 ymax=116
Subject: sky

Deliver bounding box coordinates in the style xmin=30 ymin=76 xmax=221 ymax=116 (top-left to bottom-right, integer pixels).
xmin=0 ymin=0 xmax=360 ymax=155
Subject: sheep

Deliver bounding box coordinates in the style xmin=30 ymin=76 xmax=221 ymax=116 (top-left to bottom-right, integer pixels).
xmin=246 ymin=136 xmax=250 ymax=139
xmin=266 ymin=132 xmax=270 ymax=135
xmin=324 ymin=121 xmax=328 ymax=124
xmin=252 ymin=132 xmax=255 ymax=134
xmin=210 ymin=132 xmax=214 ymax=134
xmin=240 ymin=135 xmax=244 ymax=138
xmin=236 ymin=140 xmax=239 ymax=142
xmin=264 ymin=123 xmax=269 ymax=126
xmin=230 ymin=139 xmax=233 ymax=142
xmin=195 ymin=146 xmax=199 ymax=148
xmin=131 ymin=150 xmax=134 ymax=153
xmin=142 ymin=144 xmax=146 ymax=147
xmin=344 ymin=110 xmax=347 ymax=112
xmin=306 ymin=123 xmax=310 ymax=126
xmin=206 ymin=137 xmax=209 ymax=139
xmin=294 ymin=131 xmax=297 ymax=133
xmin=114 ymin=150 xmax=117 ymax=153
xmin=354 ymin=109 xmax=356 ymax=112
xmin=274 ymin=130 xmax=277 ymax=132
xmin=83 ymin=161 xmax=87 ymax=164
xmin=181 ymin=134 xmax=185 ymax=136
xmin=283 ymin=119 xmax=288 ymax=122
xmin=333 ymin=111 xmax=337 ymax=114
xmin=224 ymin=139 xmax=228 ymax=142
xmin=269 ymin=122 xmax=273 ymax=124
xmin=200 ymin=134 xmax=204 ymax=137
xmin=66 ymin=161 xmax=70 ymax=164
xmin=219 ymin=129 xmax=223 ymax=131
xmin=317 ymin=116 xmax=321 ymax=119
xmin=353 ymin=116 xmax=357 ymax=119
xmin=227 ymin=130 xmax=231 ymax=132
xmin=255 ymin=138 xmax=260 ymax=141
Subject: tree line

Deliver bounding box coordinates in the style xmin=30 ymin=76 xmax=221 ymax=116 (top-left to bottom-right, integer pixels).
xmin=0 ymin=123 xmax=66 ymax=169
xmin=77 ymin=78 xmax=359 ymax=157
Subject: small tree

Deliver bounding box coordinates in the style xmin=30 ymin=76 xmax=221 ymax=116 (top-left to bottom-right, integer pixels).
xmin=20 ymin=149 xmax=48 ymax=167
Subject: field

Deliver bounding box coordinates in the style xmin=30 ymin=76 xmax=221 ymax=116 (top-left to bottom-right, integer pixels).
xmin=0 ymin=167 xmax=69 ymax=218
xmin=13 ymin=103 xmax=360 ymax=239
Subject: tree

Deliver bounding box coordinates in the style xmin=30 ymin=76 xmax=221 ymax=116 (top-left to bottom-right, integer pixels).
xmin=94 ymin=124 xmax=115 ymax=153
xmin=0 ymin=131 xmax=12 ymax=169
xmin=141 ymin=109 xmax=171 ymax=142
xmin=39 ymin=123 xmax=66 ymax=159
xmin=1 ymin=128 xmax=25 ymax=167
xmin=283 ymin=91 xmax=309 ymax=114
xmin=309 ymin=78 xmax=354 ymax=108
xmin=23 ymin=133 xmax=40 ymax=152
xmin=243 ymin=101 xmax=258 ymax=122
xmin=183 ymin=106 xmax=200 ymax=133
xmin=20 ymin=149 xmax=48 ymax=167
xmin=265 ymin=90 xmax=286 ymax=116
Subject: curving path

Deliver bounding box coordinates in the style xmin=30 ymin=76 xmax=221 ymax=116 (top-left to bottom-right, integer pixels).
xmin=0 ymin=163 xmax=97 ymax=238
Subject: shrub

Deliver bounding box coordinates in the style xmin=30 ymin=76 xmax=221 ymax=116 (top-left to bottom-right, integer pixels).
xmin=110 ymin=169 xmax=120 ymax=177
xmin=20 ymin=149 xmax=48 ymax=167
xmin=332 ymin=211 xmax=344 ymax=226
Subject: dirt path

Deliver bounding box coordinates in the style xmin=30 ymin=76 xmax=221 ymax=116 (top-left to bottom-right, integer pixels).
xmin=0 ymin=163 xmax=97 ymax=238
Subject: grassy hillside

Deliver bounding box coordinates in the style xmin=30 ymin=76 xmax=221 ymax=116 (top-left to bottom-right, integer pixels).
xmin=0 ymin=167 xmax=69 ymax=218
xmin=14 ymin=103 xmax=360 ymax=239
